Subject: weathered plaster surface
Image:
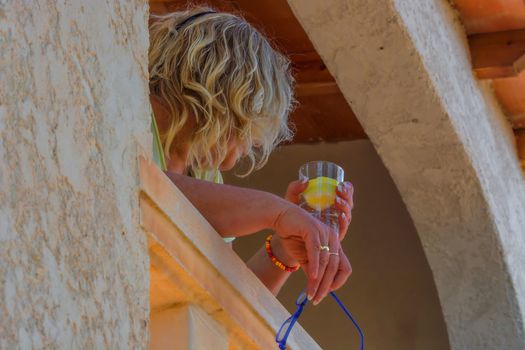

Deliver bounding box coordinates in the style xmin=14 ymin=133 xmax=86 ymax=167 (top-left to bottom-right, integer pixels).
xmin=287 ymin=0 xmax=525 ymax=348
xmin=150 ymin=305 xmax=228 ymax=350
xmin=0 ymin=1 xmax=151 ymax=348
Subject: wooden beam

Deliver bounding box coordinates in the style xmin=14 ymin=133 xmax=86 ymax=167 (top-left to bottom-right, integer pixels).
xmin=514 ymin=53 xmax=525 ymax=73
xmin=451 ymin=0 xmax=525 ymax=35
xmin=289 ymin=52 xmax=336 ymax=86
xmin=149 ymin=2 xmax=169 ymax=13
xmin=516 ymin=129 xmax=525 ymax=169
xmin=295 ymin=82 xmax=339 ymax=97
xmin=511 ymin=114 xmax=525 ymax=129
xmin=469 ymin=29 xmax=525 ymax=79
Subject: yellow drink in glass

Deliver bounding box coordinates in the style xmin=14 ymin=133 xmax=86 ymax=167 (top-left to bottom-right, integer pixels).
xmin=299 ymin=161 xmax=344 ymax=232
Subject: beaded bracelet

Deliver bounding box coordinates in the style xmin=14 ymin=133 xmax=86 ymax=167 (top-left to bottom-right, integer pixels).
xmin=265 ymin=235 xmax=300 ymax=273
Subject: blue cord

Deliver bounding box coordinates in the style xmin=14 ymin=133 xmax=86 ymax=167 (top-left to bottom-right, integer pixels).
xmin=276 ymin=291 xmax=364 ymax=349
xmin=330 ymin=292 xmax=364 ymax=350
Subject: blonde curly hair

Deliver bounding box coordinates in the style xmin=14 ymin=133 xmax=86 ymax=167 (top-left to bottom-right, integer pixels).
xmin=149 ymin=6 xmax=295 ymax=175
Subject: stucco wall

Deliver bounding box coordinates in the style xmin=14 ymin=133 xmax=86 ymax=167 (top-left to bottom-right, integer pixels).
xmin=287 ymin=0 xmax=525 ymax=348
xmin=0 ymin=1 xmax=151 ymax=348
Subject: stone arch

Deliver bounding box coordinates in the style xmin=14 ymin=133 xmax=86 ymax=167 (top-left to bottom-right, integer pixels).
xmin=287 ymin=0 xmax=525 ymax=348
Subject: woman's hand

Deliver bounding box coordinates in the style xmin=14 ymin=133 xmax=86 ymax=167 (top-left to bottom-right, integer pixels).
xmin=285 ymin=180 xmax=354 ymax=240
xmin=272 ymin=206 xmax=352 ymax=304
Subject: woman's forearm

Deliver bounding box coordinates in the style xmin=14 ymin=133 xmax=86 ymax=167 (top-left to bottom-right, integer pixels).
xmin=165 ymin=171 xmax=290 ymax=237
xmin=165 ymin=172 xmax=300 ymax=294
xmin=246 ymin=235 xmax=297 ymax=295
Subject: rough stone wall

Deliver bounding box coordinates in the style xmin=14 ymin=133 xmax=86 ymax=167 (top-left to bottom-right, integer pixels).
xmin=0 ymin=1 xmax=151 ymax=348
xmin=287 ymin=0 xmax=525 ymax=349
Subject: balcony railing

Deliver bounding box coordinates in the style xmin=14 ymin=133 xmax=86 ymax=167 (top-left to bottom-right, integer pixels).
xmin=139 ymin=156 xmax=321 ymax=349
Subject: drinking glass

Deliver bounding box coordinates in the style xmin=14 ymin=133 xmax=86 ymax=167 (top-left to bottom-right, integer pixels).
xmin=298 ymin=161 xmax=344 ymax=233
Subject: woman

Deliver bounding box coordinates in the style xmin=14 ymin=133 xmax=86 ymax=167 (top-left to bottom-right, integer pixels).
xmin=149 ymin=7 xmax=354 ymax=305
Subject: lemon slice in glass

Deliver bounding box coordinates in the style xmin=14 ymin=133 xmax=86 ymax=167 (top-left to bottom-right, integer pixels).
xmin=302 ymin=176 xmax=339 ymax=211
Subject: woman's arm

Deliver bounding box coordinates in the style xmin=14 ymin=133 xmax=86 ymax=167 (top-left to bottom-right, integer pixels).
xmin=246 ymin=235 xmax=297 ymax=295
xmin=165 ymin=171 xmax=288 ymax=237
xmin=165 ymin=171 xmax=352 ymax=303
xmin=167 ymin=170 xmax=296 ymax=294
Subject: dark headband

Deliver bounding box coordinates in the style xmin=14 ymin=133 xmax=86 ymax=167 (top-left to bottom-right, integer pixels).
xmin=175 ymin=11 xmax=217 ymax=31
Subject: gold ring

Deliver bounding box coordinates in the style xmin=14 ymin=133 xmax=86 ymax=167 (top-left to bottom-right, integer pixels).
xmin=320 ymin=245 xmax=330 ymax=252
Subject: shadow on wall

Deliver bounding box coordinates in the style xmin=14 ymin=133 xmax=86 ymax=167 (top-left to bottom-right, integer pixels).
xmin=224 ymin=140 xmax=451 ymax=350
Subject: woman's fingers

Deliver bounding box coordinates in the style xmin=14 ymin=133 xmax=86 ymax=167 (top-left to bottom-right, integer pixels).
xmin=312 ymin=230 xmax=341 ymax=304
xmin=304 ymin=225 xmax=321 ymax=299
xmin=275 ymin=206 xmax=326 ymax=298
xmin=330 ymin=248 xmax=352 ymax=292
xmin=305 ymin=223 xmax=333 ymax=301
xmin=335 ymin=182 xmax=354 ymax=240
xmin=335 ymin=196 xmax=353 ymax=218
xmin=335 ymin=199 xmax=352 ymax=239
xmin=337 ymin=213 xmax=348 ymax=241
xmin=312 ymin=254 xmax=339 ymax=305
xmin=307 ymin=245 xmax=330 ymax=301
xmin=285 ymin=179 xmax=309 ymax=204
xmin=336 ymin=182 xmax=354 ymax=204
xmin=274 ymin=205 xmax=350 ymax=301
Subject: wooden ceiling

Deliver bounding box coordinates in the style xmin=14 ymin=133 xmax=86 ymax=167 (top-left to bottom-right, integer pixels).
xmin=452 ymin=0 xmax=525 ymax=167
xmin=149 ymin=0 xmax=367 ymax=144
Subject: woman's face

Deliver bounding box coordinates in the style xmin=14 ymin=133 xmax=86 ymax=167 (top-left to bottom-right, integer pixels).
xmin=219 ymin=136 xmax=249 ymax=171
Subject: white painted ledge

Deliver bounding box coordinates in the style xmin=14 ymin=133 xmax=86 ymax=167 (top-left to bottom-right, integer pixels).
xmin=139 ymin=156 xmax=320 ymax=350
